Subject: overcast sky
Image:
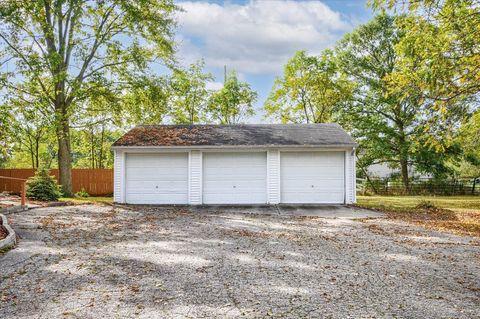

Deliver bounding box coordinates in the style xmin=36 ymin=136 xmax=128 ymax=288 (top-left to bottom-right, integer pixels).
xmin=175 ymin=0 xmax=373 ymax=122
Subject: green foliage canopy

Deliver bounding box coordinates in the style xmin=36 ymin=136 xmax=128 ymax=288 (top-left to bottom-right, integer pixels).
xmin=208 ymin=71 xmax=257 ymax=124
xmin=264 ymin=50 xmax=353 ymax=123
xmin=169 ymin=60 xmax=213 ymax=124
xmin=370 ymin=0 xmax=480 ymax=116
xmin=334 ymin=14 xmax=466 ymax=186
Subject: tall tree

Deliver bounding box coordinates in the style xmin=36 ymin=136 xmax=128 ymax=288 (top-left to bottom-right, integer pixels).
xmin=334 ymin=14 xmax=465 ymax=190
xmin=208 ymin=71 xmax=257 ymax=124
xmin=0 ymin=0 xmax=177 ymax=195
xmin=265 ymin=50 xmax=353 ymax=123
xmin=169 ymin=60 xmax=213 ymax=124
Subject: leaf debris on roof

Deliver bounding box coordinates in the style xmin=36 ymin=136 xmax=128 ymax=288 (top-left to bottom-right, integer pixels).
xmin=112 ymin=124 xmax=357 ymax=147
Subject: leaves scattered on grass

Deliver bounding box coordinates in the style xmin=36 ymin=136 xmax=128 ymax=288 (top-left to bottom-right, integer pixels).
xmin=357 ymin=201 xmax=480 ymax=237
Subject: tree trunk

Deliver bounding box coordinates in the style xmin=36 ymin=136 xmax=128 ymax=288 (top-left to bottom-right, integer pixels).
xmin=30 ymin=148 xmax=35 ymax=169
xmin=99 ymin=125 xmax=105 ymax=168
xmin=35 ymin=133 xmax=40 ymax=168
xmin=400 ymin=158 xmax=409 ymax=194
xmin=56 ymin=109 xmax=73 ymax=196
xmin=397 ymin=120 xmax=410 ymax=194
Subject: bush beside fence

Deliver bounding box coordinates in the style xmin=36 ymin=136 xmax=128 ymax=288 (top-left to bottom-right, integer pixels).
xmin=0 ymin=169 xmax=113 ymax=196
xmin=357 ymin=177 xmax=480 ymax=196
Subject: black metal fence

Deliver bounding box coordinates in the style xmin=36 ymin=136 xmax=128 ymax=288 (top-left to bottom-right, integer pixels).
xmin=357 ymin=177 xmax=480 ymax=196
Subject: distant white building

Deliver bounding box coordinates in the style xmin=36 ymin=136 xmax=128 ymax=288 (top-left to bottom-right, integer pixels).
xmin=366 ymin=162 xmax=430 ymax=179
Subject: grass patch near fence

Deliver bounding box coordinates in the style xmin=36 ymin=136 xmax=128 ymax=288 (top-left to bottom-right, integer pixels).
xmin=357 ymin=195 xmax=480 ymax=237
xmin=59 ymin=196 xmax=113 ymax=205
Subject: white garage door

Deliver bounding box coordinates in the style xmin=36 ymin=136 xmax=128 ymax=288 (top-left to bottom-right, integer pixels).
xmin=125 ymin=153 xmax=188 ymax=204
xmin=281 ymin=151 xmax=345 ymax=204
xmin=203 ymin=152 xmax=267 ymax=204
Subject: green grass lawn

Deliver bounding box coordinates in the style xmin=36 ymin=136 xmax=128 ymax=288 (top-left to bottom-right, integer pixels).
xmin=357 ymin=195 xmax=480 ymax=211
xmin=357 ymin=195 xmax=480 ymax=237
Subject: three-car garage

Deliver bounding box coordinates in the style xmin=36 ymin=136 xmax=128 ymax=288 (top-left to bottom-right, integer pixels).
xmin=113 ymin=124 xmax=357 ymax=205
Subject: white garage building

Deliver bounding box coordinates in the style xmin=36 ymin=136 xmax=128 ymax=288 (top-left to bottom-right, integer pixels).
xmin=112 ymin=124 xmax=357 ymax=205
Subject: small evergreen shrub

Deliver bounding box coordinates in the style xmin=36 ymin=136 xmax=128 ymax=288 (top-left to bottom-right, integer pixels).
xmin=75 ymin=188 xmax=89 ymax=198
xmin=26 ymin=167 xmax=63 ymax=201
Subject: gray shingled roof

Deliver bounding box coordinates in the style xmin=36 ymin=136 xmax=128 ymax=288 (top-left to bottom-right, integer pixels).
xmin=112 ymin=124 xmax=357 ymax=148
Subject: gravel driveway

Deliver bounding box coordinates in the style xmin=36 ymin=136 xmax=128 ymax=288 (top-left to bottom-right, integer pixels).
xmin=1 ymin=204 xmax=479 ymax=318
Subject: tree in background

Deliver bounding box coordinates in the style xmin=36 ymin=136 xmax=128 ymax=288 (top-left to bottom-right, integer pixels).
xmin=4 ymin=80 xmax=57 ymax=169
xmin=72 ymin=124 xmax=120 ymax=169
xmin=265 ymin=50 xmax=353 ymax=123
xmin=122 ymin=75 xmax=171 ymax=125
xmin=0 ymin=0 xmax=177 ymax=195
xmin=11 ymin=110 xmax=51 ymax=169
xmin=70 ymin=93 xmax=121 ymax=169
xmin=169 ymin=60 xmax=213 ymax=124
xmin=334 ymin=14 xmax=466 ymax=190
xmin=208 ymin=71 xmax=257 ymax=124
xmin=456 ymin=111 xmax=480 ymax=177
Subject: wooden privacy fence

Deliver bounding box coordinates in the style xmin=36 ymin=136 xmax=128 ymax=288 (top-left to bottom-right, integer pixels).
xmin=0 ymin=169 xmax=113 ymax=196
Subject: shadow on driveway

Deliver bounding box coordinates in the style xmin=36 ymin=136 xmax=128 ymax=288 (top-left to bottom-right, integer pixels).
xmin=0 ymin=204 xmax=478 ymax=319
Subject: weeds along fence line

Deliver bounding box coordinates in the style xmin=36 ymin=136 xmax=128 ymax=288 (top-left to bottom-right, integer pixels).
xmin=357 ymin=177 xmax=480 ymax=196
xmin=0 ymin=169 xmax=113 ymax=196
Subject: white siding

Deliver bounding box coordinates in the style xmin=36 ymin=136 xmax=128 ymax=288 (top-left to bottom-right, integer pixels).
xmin=113 ymin=150 xmax=125 ymax=203
xmin=353 ymin=150 xmax=356 ymax=203
xmin=267 ymin=149 xmax=280 ymax=204
xmin=345 ymin=149 xmax=356 ymax=204
xmin=344 ymin=150 xmax=356 ymax=204
xmin=189 ymin=150 xmax=202 ymax=205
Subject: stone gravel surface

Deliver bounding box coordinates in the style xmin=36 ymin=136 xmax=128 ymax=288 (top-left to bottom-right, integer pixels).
xmin=0 ymin=204 xmax=479 ymax=318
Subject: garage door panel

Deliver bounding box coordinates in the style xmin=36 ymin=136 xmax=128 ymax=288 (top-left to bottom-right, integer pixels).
xmin=126 ymin=167 xmax=187 ymax=180
xmin=203 ymin=152 xmax=267 ymax=204
xmin=281 ymin=152 xmax=345 ymax=204
xmin=127 ymin=153 xmax=187 ymax=167
xmin=205 ymin=152 xmax=263 ymax=162
xmin=203 ymin=166 xmax=266 ymax=177
xmin=281 ymin=166 xmax=343 ymax=178
xmin=283 ymin=179 xmax=344 ymax=191
xmin=125 ymin=153 xmax=188 ymax=204
xmin=290 ymin=191 xmax=344 ymax=203
xmin=234 ymin=193 xmax=266 ymax=203
xmin=126 ymin=193 xmax=188 ymax=204
xmin=126 ymin=180 xmax=188 ymax=192
xmin=204 ymin=180 xmax=265 ymax=190
xmin=203 ymin=184 xmax=266 ymax=196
